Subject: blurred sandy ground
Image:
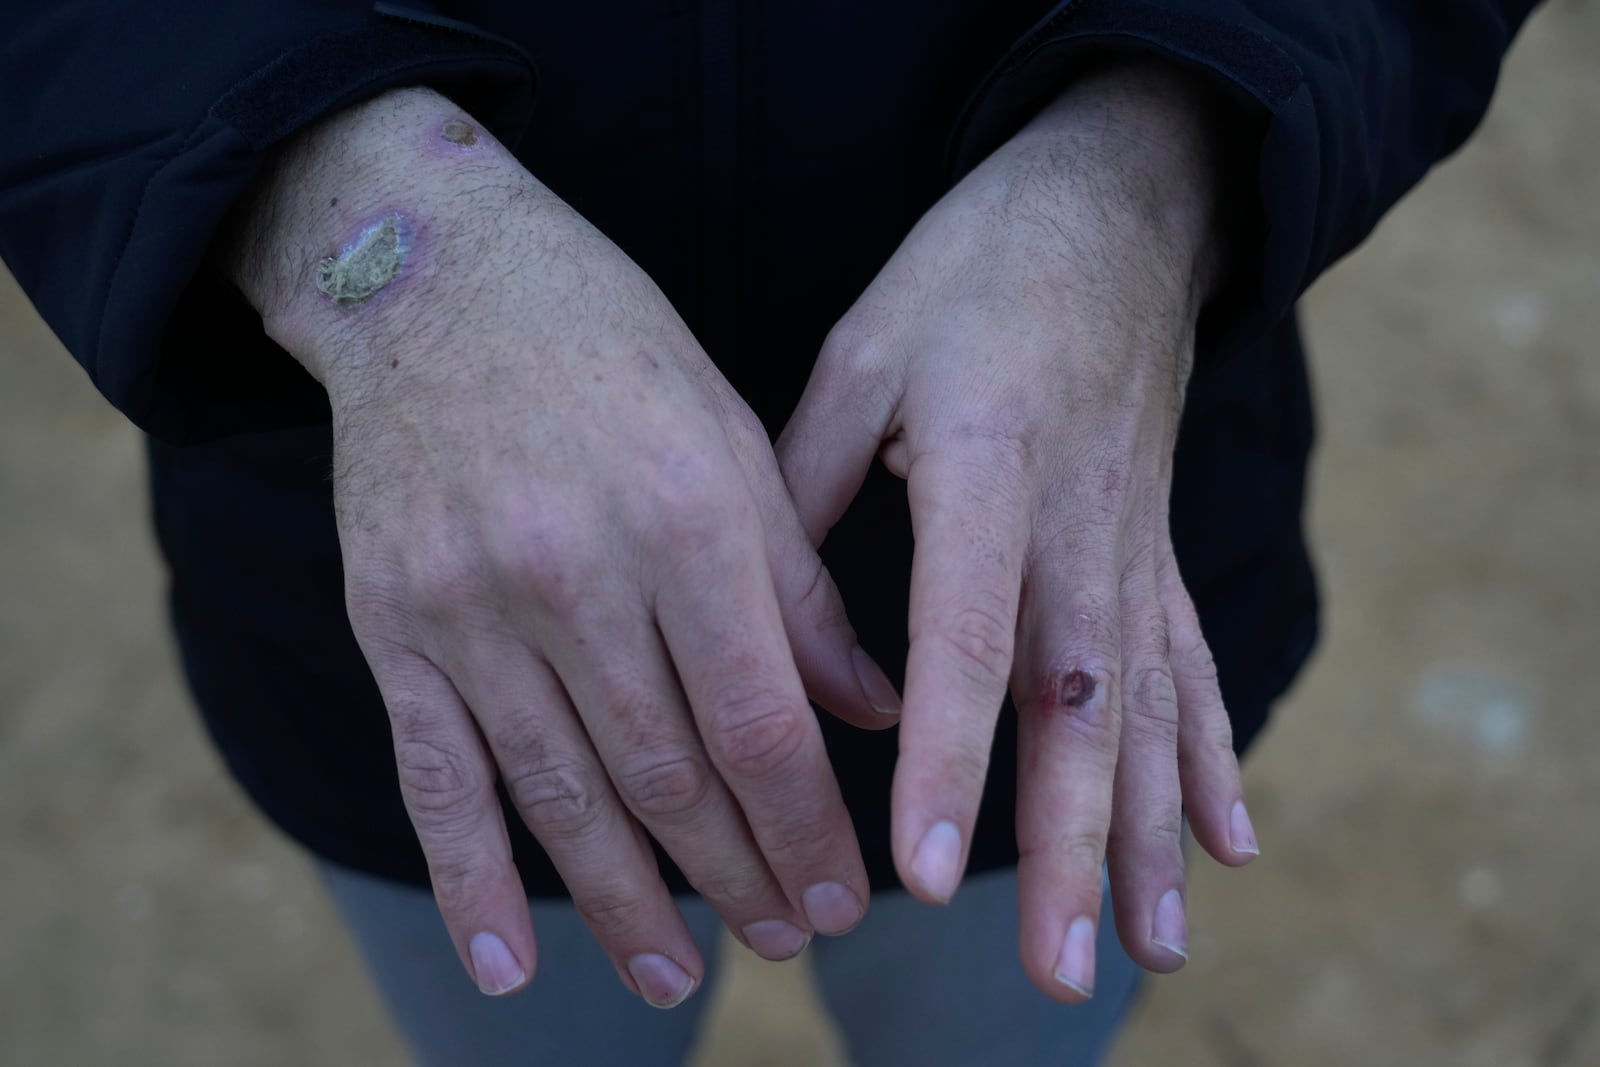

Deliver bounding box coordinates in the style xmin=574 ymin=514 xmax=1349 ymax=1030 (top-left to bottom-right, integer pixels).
xmin=3 ymin=3 xmax=1598 ymax=1063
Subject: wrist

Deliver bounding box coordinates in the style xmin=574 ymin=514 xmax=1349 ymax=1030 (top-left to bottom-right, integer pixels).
xmin=224 ymin=87 xmax=541 ymax=393
xmin=994 ymin=57 xmax=1234 ymax=301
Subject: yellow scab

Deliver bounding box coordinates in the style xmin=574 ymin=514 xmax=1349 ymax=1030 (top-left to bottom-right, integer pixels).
xmin=442 ymin=120 xmax=479 ymax=146
xmin=315 ymin=215 xmax=404 ymax=305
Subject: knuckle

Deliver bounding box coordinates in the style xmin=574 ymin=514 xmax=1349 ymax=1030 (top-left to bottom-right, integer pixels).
xmin=1147 ymin=812 xmax=1186 ymax=846
xmin=1212 ymin=717 xmax=1238 ymax=753
xmin=633 ymin=439 xmax=741 ymax=525
xmin=427 ymin=851 xmax=485 ymax=918
xmin=408 ymin=549 xmax=485 ymax=623
xmin=649 ymin=489 xmax=755 ymax=569
xmin=1086 ymin=442 xmax=1134 ymax=503
xmin=390 ymin=520 xmax=486 ymax=620
xmin=696 ymin=864 xmax=782 ymax=912
xmin=915 ymin=433 xmax=1034 ymax=519
xmin=1062 ymin=831 xmax=1108 ymax=874
xmin=1067 ymin=711 xmax=1122 ymax=760
xmin=819 ymin=314 xmax=884 ymax=370
xmin=1045 ymin=594 xmax=1121 ymax=663
xmin=907 ymin=736 xmax=991 ymax=800
xmin=614 ymin=751 xmax=714 ymax=821
xmin=1178 ymin=718 xmax=1239 ymax=780
xmin=656 ymin=502 xmax=731 ymax=556
xmin=707 ymin=694 xmax=808 ymax=780
xmin=1034 ymin=488 xmax=1119 ymax=553
xmin=394 ymin=733 xmax=487 ymax=825
xmin=792 ymin=557 xmax=850 ymax=633
xmin=504 ymin=757 xmax=609 ymax=840
xmin=1035 ymin=667 xmax=1122 ymax=757
xmin=952 ymin=422 xmax=1038 ymax=488
xmin=1176 ymin=629 xmax=1222 ymax=685
xmin=344 ymin=573 xmax=418 ymax=642
xmin=572 ymin=884 xmax=649 ymax=934
xmin=815 ymin=317 xmax=901 ymax=410
xmin=1039 ymin=658 xmax=1113 ymax=711
xmin=936 ymin=598 xmax=1016 ymax=692
xmin=1129 ymin=660 xmax=1177 ymax=713
xmin=499 ymin=543 xmax=573 ymax=606
xmin=1022 ymin=827 xmax=1106 ymax=879
xmin=947 ymin=745 xmax=994 ymax=797
xmin=1109 ymin=813 xmax=1185 ymax=861
xmin=754 ymin=811 xmax=842 ymax=867
xmin=1124 ymin=665 xmax=1180 ymax=747
xmin=1124 ymin=707 xmax=1180 ymax=751
xmin=719 ymin=397 xmax=770 ymax=446
xmin=490 ymin=521 xmax=594 ymax=617
xmin=1199 ymin=714 xmax=1237 ymax=757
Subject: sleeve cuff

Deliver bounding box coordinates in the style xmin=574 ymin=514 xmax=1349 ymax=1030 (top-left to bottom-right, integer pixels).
xmin=945 ymin=0 xmax=1318 ymax=355
xmin=99 ymin=9 xmax=536 ymax=443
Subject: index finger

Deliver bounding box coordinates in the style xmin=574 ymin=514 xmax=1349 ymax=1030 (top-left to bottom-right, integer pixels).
xmin=653 ymin=502 xmax=870 ymax=936
xmin=892 ymin=442 xmax=1032 ymax=905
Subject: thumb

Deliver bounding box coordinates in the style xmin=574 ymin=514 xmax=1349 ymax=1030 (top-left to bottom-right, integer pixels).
xmin=718 ymin=390 xmax=902 ymax=730
xmin=774 ymin=330 xmax=900 ymax=547
xmin=767 ymin=334 xmax=903 ymax=728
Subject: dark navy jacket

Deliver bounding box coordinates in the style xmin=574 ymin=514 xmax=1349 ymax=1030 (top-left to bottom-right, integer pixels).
xmin=1 ymin=1 xmax=1537 ymax=894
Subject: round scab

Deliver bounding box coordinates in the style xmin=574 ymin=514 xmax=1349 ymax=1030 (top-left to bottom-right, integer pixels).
xmin=1057 ymin=669 xmax=1096 ymax=708
xmin=441 ymin=119 xmax=479 ymax=147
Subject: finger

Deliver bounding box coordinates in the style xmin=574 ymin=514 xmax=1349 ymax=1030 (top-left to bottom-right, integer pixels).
xmin=1161 ymin=549 xmax=1256 ymax=866
xmin=368 ymin=645 xmax=537 ymax=997
xmin=1106 ymin=553 xmax=1190 ymax=973
xmin=893 ymin=443 xmax=1031 ymax=906
xmin=720 ymin=397 xmax=900 ymax=728
xmin=773 ymin=325 xmax=900 ymax=546
xmin=1011 ymin=523 xmax=1122 ymax=1003
xmin=538 ymin=600 xmax=817 ymax=962
xmin=654 ymin=506 xmax=870 ymax=937
xmin=446 ymin=635 xmax=707 ymax=1008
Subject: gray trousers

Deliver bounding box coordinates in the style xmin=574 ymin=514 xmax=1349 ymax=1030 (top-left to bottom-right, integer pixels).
xmin=321 ymin=863 xmax=1142 ymax=1067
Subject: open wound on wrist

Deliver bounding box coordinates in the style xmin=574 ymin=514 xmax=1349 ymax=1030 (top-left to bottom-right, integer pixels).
xmin=315 ymin=214 xmax=407 ymax=305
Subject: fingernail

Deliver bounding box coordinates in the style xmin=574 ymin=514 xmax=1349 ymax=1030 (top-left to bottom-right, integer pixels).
xmin=469 ymin=931 xmax=526 ymax=996
xmin=1053 ymin=915 xmax=1097 ymax=998
xmin=627 ymin=953 xmax=698 ymax=1009
xmin=1152 ymin=889 xmax=1189 ymax=960
xmin=1230 ymin=800 xmax=1260 ymax=856
xmin=742 ymin=919 xmax=812 ymax=961
xmin=851 ymin=645 xmax=902 ymax=715
xmin=910 ymin=820 xmax=963 ymax=903
xmin=801 ymin=882 xmax=864 ymax=935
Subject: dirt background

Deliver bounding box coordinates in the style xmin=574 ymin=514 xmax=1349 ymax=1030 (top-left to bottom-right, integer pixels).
xmin=3 ymin=4 xmax=1597 ymax=1064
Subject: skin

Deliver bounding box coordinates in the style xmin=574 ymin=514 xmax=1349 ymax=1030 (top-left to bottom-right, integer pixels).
xmin=776 ymin=60 xmax=1259 ymax=1001
xmin=229 ymin=90 xmax=899 ymax=1007
xmin=226 ymin=58 xmax=1258 ymax=1008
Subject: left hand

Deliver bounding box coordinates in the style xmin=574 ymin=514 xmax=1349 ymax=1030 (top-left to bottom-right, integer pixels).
xmin=776 ymin=60 xmax=1259 ymax=1001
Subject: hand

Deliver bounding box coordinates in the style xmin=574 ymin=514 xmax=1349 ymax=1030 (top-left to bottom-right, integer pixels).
xmin=777 ymin=61 xmax=1258 ymax=1001
xmin=230 ymin=90 xmax=899 ymax=1005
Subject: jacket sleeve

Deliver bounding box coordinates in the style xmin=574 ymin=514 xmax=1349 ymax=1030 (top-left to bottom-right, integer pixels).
xmin=0 ymin=1 xmax=536 ymax=443
xmin=948 ymin=0 xmax=1542 ymax=347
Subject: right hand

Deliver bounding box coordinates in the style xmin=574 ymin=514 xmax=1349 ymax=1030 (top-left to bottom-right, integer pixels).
xmin=230 ymin=89 xmax=898 ymax=1006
